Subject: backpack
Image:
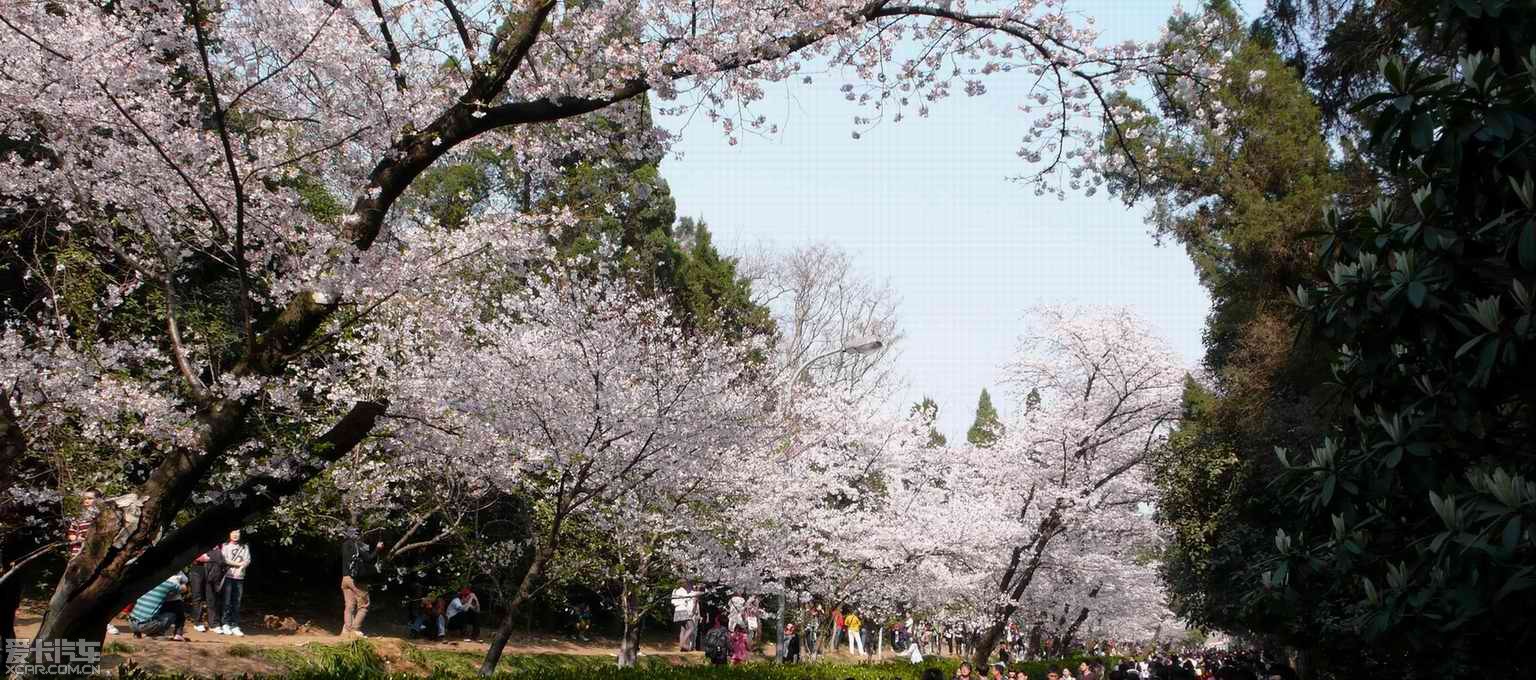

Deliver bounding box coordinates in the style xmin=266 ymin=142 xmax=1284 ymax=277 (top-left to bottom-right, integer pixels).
xmin=348 ymin=544 xmax=382 ymax=585
xmin=702 ymin=627 xmax=729 ymax=662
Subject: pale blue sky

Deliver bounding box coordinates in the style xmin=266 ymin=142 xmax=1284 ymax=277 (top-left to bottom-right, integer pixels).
xmin=656 ymin=1 xmax=1251 ymax=438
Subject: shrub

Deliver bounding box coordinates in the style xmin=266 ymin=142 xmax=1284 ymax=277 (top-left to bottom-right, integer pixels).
xmin=111 ymin=647 xmax=1118 ymax=680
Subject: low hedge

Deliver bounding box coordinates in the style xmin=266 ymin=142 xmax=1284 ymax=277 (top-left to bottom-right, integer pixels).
xmin=112 ymin=641 xmax=1117 ymax=680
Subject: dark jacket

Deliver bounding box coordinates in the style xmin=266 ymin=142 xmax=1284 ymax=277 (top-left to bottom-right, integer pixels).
xmin=342 ymin=539 xmax=378 ymax=582
xmin=203 ymin=546 xmax=228 ymax=592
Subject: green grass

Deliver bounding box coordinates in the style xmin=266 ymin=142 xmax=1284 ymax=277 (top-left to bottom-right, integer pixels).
xmin=110 ymin=641 xmax=1116 ymax=680
xmin=225 ymin=644 xmax=260 ymax=658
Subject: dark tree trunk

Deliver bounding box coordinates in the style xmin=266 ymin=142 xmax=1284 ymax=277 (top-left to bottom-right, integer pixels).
xmin=34 ymin=400 xmax=385 ymax=648
xmin=1027 ymin=616 xmax=1044 ymax=660
xmin=479 ymin=547 xmax=553 ymax=676
xmin=1061 ymin=606 xmax=1090 ymax=654
xmin=0 ymin=391 xmax=51 ymax=678
xmin=1060 ymin=583 xmax=1100 ymax=655
xmin=970 ymin=509 xmax=1062 ymax=670
xmin=615 ymin=549 xmax=654 ymax=668
xmin=0 ymin=548 xmax=53 ymax=679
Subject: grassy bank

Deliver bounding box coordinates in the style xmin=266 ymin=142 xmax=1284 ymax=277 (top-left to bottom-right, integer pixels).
xmin=108 ymin=640 xmax=1117 ymax=679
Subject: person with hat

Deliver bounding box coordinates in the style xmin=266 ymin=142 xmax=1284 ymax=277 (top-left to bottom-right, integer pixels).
xmin=445 ymin=586 xmax=481 ymax=641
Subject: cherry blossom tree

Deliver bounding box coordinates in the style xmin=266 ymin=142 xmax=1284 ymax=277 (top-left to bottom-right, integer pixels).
xmin=392 ymin=260 xmax=768 ymax=673
xmin=956 ymin=305 xmax=1186 ymax=666
xmin=688 ymin=387 xmax=974 ymax=651
xmin=0 ymin=0 xmax=1227 ymax=650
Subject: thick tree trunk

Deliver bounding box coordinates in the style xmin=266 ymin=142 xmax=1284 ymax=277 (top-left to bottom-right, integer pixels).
xmin=34 ymin=400 xmax=385 ymax=648
xmin=1060 ymin=583 xmax=1099 ymax=655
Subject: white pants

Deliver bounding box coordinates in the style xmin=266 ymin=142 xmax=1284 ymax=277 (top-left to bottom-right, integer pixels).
xmin=848 ymin=629 xmax=865 ymax=655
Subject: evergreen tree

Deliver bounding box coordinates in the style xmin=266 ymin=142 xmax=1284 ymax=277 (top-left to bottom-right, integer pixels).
xmin=406 ymin=98 xmax=773 ymax=342
xmin=967 ymin=388 xmax=1003 ymax=447
xmin=911 ymin=396 xmax=948 ymax=448
xmin=1107 ymin=1 xmax=1348 ymax=649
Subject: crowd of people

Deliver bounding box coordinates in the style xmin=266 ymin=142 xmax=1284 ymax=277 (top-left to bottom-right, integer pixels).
xmin=909 ymin=651 xmax=1295 ymax=680
xmin=666 ymin=580 xmax=1299 ymax=680
xmin=67 ymin=493 xmax=1293 ymax=680
xmin=66 ymin=490 xmax=484 ymax=644
xmin=112 ymin=529 xmax=252 ymax=640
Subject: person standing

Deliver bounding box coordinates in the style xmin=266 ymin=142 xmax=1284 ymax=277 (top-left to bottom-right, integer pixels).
xmin=218 ymin=529 xmax=251 ymax=636
xmin=340 ymin=532 xmax=383 ymax=637
xmin=65 ymin=489 xmax=99 ymax=558
xmin=845 ymin=609 xmax=865 ymax=657
xmin=671 ymin=582 xmax=700 ymax=651
xmin=727 ymin=592 xmax=746 ymax=630
xmin=829 ymin=605 xmax=844 ymax=652
xmin=728 ymin=624 xmax=750 ymax=664
xmin=190 ymin=544 xmax=225 ymax=632
xmin=744 ymin=595 xmax=763 ymax=643
xmin=803 ymin=603 xmax=821 ymax=658
xmin=702 ymin=614 xmax=730 ymax=666
xmin=781 ymin=623 xmax=801 ymax=663
xmin=445 ymin=587 xmax=481 ymax=641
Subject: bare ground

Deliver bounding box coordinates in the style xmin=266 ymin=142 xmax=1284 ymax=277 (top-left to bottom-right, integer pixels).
xmin=13 ymin=604 xmax=723 ymax=677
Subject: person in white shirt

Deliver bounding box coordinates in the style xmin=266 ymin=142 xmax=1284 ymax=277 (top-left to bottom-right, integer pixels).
xmin=671 ymin=582 xmax=700 ymax=651
xmin=218 ymin=529 xmax=251 ymax=636
xmin=444 ymin=587 xmax=480 ymax=641
xmin=728 ymin=593 xmax=746 ymax=631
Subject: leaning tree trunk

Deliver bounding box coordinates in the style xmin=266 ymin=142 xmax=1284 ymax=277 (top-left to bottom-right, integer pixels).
xmin=1060 ymin=606 xmax=1090 ymax=655
xmin=1059 ymin=583 xmax=1100 ymax=656
xmin=970 ymin=510 xmax=1062 ymax=670
xmin=34 ymin=400 xmax=385 ymax=649
xmin=479 ymin=545 xmax=555 ymax=676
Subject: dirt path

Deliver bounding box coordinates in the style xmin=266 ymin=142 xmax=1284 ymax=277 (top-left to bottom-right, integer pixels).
xmin=12 ymin=606 xmax=740 ymax=676
xmin=14 ymin=603 xmax=892 ymax=676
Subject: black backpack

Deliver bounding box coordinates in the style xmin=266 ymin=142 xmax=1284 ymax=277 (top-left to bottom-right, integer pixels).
xmin=702 ymin=627 xmax=729 ymax=661
xmin=347 ymin=543 xmax=382 ymax=585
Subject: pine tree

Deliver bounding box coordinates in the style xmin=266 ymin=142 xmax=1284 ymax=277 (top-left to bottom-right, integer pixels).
xmin=967 ymin=388 xmax=1003 ymax=447
xmin=911 ymin=397 xmax=948 ymax=448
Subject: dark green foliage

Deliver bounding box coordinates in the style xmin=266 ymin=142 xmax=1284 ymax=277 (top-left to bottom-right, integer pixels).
xmin=1253 ymin=4 xmax=1536 ymax=676
xmin=405 ymin=100 xmax=773 ymax=345
xmin=911 ymin=397 xmax=948 ymax=448
xmin=1114 ymin=1 xmax=1346 ymax=652
xmin=966 ymin=389 xmax=1002 ymax=448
